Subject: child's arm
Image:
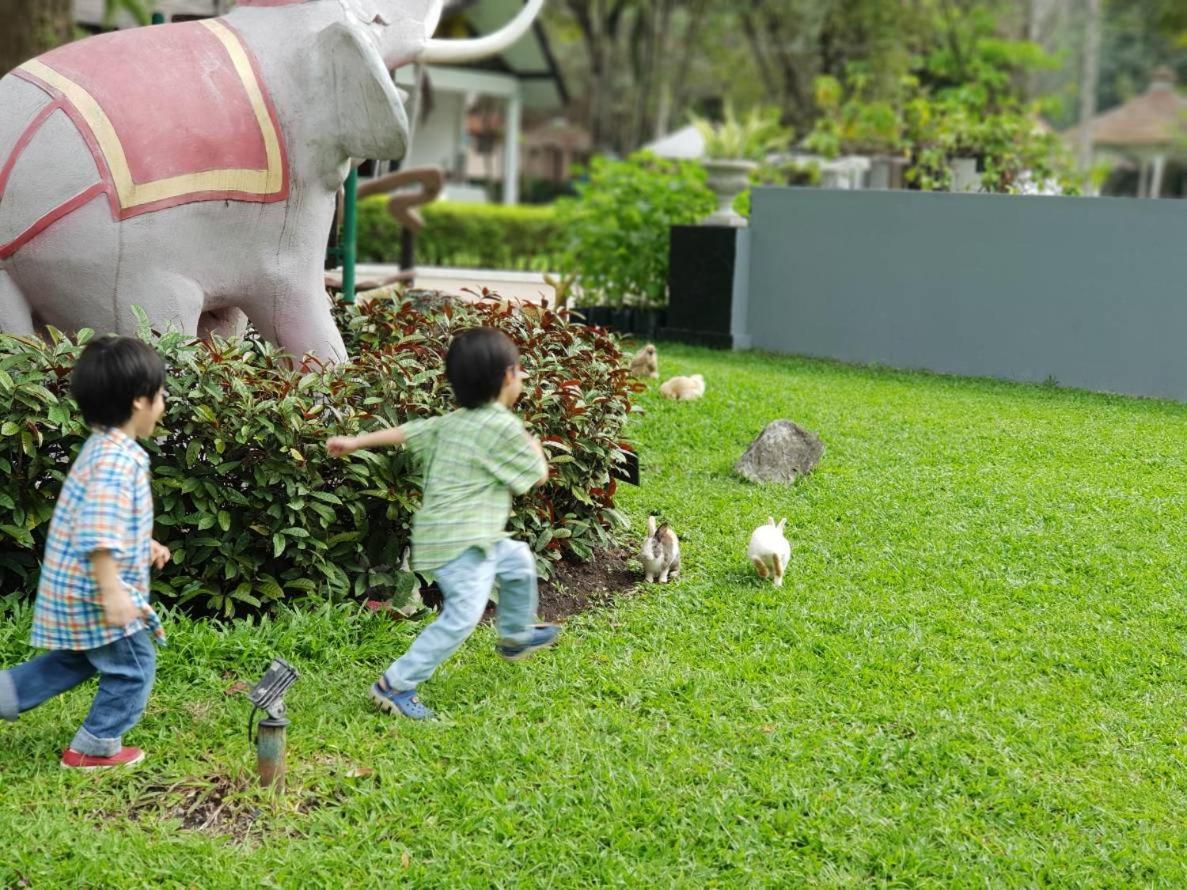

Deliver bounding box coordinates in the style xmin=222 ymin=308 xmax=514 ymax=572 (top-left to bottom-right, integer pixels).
xmin=327 ymin=426 xmax=407 ymax=457
xmin=525 ymin=433 xmax=550 ymax=487
xmin=151 ymin=539 xmax=172 ymax=570
xmin=91 ymin=550 xmax=145 ymax=627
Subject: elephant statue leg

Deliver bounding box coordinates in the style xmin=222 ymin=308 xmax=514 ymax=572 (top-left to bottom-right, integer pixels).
xmin=0 ymin=270 xmax=34 ymax=335
xmin=198 ymin=306 xmax=249 ymax=342
xmin=276 ymin=289 xmax=346 ymax=364
xmin=242 ymin=259 xmax=347 ymax=364
xmin=111 ymin=272 xmax=207 ymax=339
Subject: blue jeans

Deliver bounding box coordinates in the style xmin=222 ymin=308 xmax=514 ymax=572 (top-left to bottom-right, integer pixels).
xmin=0 ymin=630 xmax=156 ymax=756
xmin=385 ymin=539 xmax=538 ymax=691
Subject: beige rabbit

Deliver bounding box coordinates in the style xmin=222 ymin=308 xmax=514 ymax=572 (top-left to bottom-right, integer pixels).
xmin=629 ymin=343 xmax=659 ymax=379
xmin=748 ymin=517 xmax=791 ymax=587
xmin=659 ymin=373 xmax=705 ymax=401
xmin=641 ymin=515 xmax=681 ymax=583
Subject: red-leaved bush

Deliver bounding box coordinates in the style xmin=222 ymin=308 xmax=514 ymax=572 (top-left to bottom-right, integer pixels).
xmin=0 ymin=295 xmax=639 ymax=617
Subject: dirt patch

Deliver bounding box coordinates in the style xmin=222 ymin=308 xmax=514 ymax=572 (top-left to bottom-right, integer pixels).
xmin=417 ymin=547 xmax=641 ymax=622
xmin=125 ymin=771 xmax=349 ymax=842
xmin=537 ymin=547 xmax=640 ymax=622
xmin=128 ymin=774 xmax=260 ymax=841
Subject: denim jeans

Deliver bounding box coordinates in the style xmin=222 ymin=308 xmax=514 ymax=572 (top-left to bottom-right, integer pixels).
xmin=385 ymin=538 xmax=538 ymax=691
xmin=0 ymin=630 xmax=156 ymax=756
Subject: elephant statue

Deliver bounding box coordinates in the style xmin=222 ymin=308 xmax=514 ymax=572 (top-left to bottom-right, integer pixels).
xmin=0 ymin=0 xmax=544 ymax=361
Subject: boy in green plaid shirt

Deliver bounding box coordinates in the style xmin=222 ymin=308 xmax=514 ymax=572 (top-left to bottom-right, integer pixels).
xmin=328 ymin=327 xmax=558 ymax=720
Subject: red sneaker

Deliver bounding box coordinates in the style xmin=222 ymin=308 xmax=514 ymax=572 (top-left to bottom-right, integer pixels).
xmin=60 ymin=747 xmax=145 ymax=769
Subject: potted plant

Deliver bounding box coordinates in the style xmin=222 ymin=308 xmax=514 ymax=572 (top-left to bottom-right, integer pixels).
xmin=802 ymin=74 xmax=911 ymax=191
xmin=692 ymin=104 xmax=793 ymax=226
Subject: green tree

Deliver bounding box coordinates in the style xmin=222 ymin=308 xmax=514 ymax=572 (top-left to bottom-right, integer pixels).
xmin=0 ymin=0 xmax=74 ymax=75
xmin=1098 ymin=0 xmax=1187 ymax=111
xmin=1 ymin=0 xmax=151 ymax=77
xmin=803 ymin=2 xmax=1078 ymax=193
xmin=549 ymin=0 xmax=726 ymax=153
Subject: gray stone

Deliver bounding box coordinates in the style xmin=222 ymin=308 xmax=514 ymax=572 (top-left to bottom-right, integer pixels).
xmin=735 ymin=420 xmax=823 ymax=484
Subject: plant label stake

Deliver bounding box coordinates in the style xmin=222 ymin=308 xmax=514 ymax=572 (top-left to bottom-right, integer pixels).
xmin=244 ymin=658 xmax=299 ymax=793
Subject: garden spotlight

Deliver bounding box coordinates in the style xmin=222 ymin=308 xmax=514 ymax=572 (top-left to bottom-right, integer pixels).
xmin=244 ymin=658 xmax=299 ymax=792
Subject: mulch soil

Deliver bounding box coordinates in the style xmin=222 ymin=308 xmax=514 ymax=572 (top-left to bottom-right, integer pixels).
xmin=418 ymin=546 xmax=641 ymax=622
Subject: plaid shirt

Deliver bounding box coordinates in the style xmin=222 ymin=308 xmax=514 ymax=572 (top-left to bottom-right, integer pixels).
xmin=404 ymin=403 xmax=546 ymax=572
xmin=31 ymin=428 xmax=164 ymax=651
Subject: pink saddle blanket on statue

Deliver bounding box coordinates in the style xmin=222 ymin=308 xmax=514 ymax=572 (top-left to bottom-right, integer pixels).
xmin=12 ymin=19 xmax=289 ymax=221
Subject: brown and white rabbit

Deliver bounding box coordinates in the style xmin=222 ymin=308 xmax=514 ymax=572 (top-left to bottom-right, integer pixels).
xmin=629 ymin=344 xmax=659 ymax=379
xmin=748 ymin=517 xmax=791 ymax=587
xmin=641 ymin=515 xmax=681 ymax=583
xmin=659 ymin=373 xmax=705 ymax=401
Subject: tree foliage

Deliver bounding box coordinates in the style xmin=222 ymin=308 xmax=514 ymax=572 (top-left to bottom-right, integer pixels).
xmin=543 ymin=0 xmax=1187 ymax=156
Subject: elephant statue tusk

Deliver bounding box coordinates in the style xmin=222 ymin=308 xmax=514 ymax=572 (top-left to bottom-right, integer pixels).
xmin=420 ymin=0 xmax=544 ymax=65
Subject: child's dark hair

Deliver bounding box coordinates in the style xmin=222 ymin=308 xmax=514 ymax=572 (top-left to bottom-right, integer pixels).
xmin=71 ymin=335 xmax=166 ymax=428
xmin=445 ymin=327 xmax=519 ymax=409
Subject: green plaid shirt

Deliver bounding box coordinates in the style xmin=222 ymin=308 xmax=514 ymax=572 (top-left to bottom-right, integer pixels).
xmin=404 ymin=402 xmax=546 ymax=572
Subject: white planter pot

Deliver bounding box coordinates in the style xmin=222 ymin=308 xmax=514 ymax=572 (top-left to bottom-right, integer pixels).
xmin=950 ymin=156 xmax=980 ymax=193
xmin=701 ymin=159 xmax=757 ymax=227
xmin=868 ymin=155 xmax=907 ymax=190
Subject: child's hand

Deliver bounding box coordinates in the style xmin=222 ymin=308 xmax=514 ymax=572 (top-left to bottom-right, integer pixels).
xmin=150 ymin=539 xmax=171 ymax=570
xmin=326 ymin=436 xmax=359 ymax=457
xmin=101 ymin=586 xmax=145 ymax=628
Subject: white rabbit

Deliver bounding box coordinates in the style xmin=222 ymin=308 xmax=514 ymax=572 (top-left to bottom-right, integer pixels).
xmin=748 ymin=517 xmax=790 ymax=587
xmin=641 ymin=515 xmax=681 ymax=583
xmin=659 ymin=374 xmax=704 ymax=401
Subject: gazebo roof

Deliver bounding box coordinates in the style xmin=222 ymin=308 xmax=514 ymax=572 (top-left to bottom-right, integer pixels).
xmin=1071 ymin=67 xmax=1187 ymax=149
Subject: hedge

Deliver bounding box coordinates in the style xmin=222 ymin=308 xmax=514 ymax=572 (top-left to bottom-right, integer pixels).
xmin=358 ymin=199 xmax=565 ymax=272
xmin=0 ymin=298 xmax=639 ymax=618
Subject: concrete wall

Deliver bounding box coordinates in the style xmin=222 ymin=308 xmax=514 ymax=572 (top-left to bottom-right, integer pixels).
xmin=746 ymin=187 xmax=1187 ymax=400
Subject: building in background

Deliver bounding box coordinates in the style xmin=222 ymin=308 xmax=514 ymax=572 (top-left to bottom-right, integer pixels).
xmin=1066 ymin=68 xmax=1187 ymax=199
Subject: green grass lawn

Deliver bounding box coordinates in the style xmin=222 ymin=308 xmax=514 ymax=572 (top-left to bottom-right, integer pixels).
xmin=5 ymin=343 xmax=1187 ymax=887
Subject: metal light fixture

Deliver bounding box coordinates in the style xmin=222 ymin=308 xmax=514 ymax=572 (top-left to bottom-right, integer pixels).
xmin=244 ymin=658 xmax=299 ymax=791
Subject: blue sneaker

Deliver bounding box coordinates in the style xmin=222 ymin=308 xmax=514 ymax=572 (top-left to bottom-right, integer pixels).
xmin=369 ymin=678 xmax=434 ymax=720
xmin=496 ymin=624 xmax=561 ymax=662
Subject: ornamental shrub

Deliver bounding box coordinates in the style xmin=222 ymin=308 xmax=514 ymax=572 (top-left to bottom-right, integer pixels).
xmin=0 ymin=298 xmax=638 ymax=618
xmin=553 ymin=152 xmax=716 ymax=309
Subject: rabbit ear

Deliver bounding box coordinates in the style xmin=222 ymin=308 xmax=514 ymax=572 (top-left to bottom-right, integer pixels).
xmin=647 ymin=514 xmax=657 ymax=536
xmin=777 ymin=518 xmax=787 ymax=531
xmin=767 ymin=516 xmax=776 ymax=527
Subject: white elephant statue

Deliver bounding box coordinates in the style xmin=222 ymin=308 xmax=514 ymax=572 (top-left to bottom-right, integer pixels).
xmin=0 ymin=0 xmax=544 ymax=361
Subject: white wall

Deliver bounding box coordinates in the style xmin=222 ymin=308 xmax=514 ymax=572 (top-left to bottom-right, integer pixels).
xmin=404 ymin=91 xmax=467 ymax=175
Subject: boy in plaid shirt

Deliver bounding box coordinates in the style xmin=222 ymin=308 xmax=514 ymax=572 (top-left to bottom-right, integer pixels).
xmin=0 ymin=336 xmax=170 ymax=768
xmin=327 ymin=327 xmax=559 ymax=720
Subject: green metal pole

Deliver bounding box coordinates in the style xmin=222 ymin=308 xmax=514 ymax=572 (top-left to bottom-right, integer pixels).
xmin=342 ymin=167 xmax=359 ymax=305
xmin=256 ymin=716 xmax=289 ymax=793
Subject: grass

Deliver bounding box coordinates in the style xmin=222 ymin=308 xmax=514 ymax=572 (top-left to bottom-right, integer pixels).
xmin=4 ymin=342 xmax=1187 ymax=887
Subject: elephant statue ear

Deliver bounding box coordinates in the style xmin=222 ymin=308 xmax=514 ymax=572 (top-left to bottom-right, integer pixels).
xmin=317 ymin=21 xmax=410 ymax=162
